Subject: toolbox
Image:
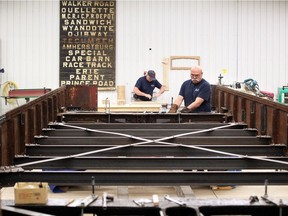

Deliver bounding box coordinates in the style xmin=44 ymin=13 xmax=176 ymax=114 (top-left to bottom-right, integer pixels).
xmin=14 ymin=182 xmax=48 ymax=205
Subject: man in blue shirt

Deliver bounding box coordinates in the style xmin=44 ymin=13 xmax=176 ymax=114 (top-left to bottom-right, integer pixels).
xmin=168 ymin=65 xmax=211 ymax=113
xmin=133 ymin=70 xmax=166 ymax=101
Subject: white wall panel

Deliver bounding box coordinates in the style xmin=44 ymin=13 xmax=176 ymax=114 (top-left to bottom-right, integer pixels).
xmin=115 ymin=0 xmax=240 ymax=105
xmin=0 ymin=0 xmax=59 ymax=114
xmin=278 ymin=1 xmax=286 ymax=89
xmin=0 ymin=0 xmax=287 ymax=114
xmin=237 ymin=0 xmax=287 ymax=98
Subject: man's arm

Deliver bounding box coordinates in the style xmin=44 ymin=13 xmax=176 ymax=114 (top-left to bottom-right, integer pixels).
xmin=155 ymin=85 xmax=166 ymax=97
xmin=173 ymin=95 xmax=184 ymax=107
xmin=133 ymin=86 xmax=152 ymax=100
xmin=186 ymin=97 xmax=204 ymax=111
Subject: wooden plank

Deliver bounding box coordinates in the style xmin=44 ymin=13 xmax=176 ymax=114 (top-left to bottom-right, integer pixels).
xmin=162 ymin=57 xmax=170 ymax=90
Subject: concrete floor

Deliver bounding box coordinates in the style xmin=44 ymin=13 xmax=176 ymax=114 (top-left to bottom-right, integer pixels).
xmin=2 ymin=184 xmax=288 ymax=204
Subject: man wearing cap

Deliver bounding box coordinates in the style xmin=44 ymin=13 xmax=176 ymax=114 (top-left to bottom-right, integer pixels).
xmin=133 ymin=70 xmax=165 ymax=101
xmin=168 ymin=65 xmax=211 ymax=113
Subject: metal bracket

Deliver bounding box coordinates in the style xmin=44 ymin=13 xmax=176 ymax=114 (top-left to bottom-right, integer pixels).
xmin=0 ymin=166 xmax=24 ymax=173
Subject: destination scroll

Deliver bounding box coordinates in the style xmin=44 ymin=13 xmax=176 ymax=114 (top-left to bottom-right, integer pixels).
xmin=60 ymin=0 xmax=116 ymax=89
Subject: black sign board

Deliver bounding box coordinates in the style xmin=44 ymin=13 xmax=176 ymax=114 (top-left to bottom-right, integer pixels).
xmin=60 ymin=0 xmax=116 ymax=90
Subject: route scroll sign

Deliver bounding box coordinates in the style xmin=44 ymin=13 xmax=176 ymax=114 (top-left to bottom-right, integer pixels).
xmin=60 ymin=0 xmax=116 ymax=90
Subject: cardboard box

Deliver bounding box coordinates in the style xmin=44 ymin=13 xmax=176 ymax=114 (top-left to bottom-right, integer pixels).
xmin=14 ymin=182 xmax=48 ymax=205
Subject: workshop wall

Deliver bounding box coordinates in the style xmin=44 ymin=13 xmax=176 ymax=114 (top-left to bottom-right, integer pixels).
xmin=0 ymin=0 xmax=287 ymax=114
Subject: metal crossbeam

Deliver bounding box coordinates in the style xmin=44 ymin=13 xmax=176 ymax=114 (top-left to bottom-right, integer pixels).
xmin=49 ymin=122 xmax=247 ymax=129
xmin=42 ymin=128 xmax=258 ymax=137
xmin=1 ymin=171 xmax=288 ymax=187
xmin=14 ymin=156 xmax=288 ymax=170
xmin=25 ymin=144 xmax=287 ymax=157
xmin=57 ymin=112 xmax=226 ymax=123
xmin=34 ymin=136 xmax=271 ymax=145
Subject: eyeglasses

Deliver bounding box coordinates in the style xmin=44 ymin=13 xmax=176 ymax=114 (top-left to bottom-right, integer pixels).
xmin=190 ymin=74 xmax=200 ymax=78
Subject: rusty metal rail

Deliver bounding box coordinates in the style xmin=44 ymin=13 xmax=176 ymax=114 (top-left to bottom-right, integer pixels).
xmin=0 ymin=86 xmax=66 ymax=166
xmin=211 ymin=85 xmax=288 ymax=146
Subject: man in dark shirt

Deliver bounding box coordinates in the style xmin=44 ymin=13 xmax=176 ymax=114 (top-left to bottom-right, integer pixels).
xmin=133 ymin=70 xmax=165 ymax=101
xmin=168 ymin=65 xmax=211 ymax=113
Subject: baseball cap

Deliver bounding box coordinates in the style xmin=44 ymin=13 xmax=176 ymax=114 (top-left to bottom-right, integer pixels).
xmin=147 ymin=70 xmax=156 ymax=81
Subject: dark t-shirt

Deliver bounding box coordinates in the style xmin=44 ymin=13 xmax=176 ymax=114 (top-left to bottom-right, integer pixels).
xmin=179 ymin=79 xmax=211 ymax=112
xmin=134 ymin=76 xmax=162 ymax=101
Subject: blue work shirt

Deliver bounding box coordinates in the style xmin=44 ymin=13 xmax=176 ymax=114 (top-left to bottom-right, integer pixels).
xmin=134 ymin=76 xmax=162 ymax=101
xmin=179 ymin=79 xmax=211 ymax=112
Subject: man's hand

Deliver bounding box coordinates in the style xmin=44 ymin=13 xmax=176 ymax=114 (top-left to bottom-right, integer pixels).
xmin=145 ymin=94 xmax=152 ymax=100
xmin=180 ymin=107 xmax=192 ymax=113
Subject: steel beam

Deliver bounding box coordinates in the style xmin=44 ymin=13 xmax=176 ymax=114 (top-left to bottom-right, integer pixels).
xmin=34 ymin=136 xmax=271 ymax=145
xmin=199 ymin=205 xmax=288 ymax=216
xmin=14 ymin=156 xmax=288 ymax=170
xmin=2 ymin=204 xmax=161 ymax=216
xmin=1 ymin=171 xmax=288 ymax=187
xmin=1 ymin=206 xmax=57 ymax=216
xmin=49 ymin=122 xmax=247 ymax=129
xmin=57 ymin=113 xmax=226 ymax=123
xmin=41 ymin=128 xmax=258 ymax=137
xmin=25 ymin=144 xmax=287 ymax=157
